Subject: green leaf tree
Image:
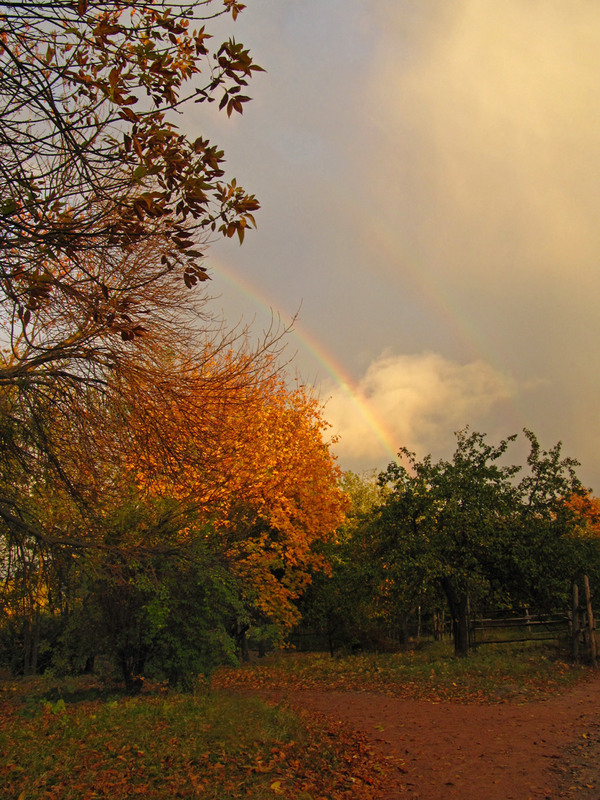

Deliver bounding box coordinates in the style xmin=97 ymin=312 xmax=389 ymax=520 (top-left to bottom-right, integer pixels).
xmin=298 ymin=471 xmax=388 ymax=654
xmin=377 ymin=429 xmax=586 ymax=656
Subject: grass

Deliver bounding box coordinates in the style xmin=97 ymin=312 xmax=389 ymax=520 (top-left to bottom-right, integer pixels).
xmin=0 ymin=640 xmax=593 ymax=799
xmin=213 ymin=638 xmax=591 ymax=702
xmin=0 ymin=675 xmax=387 ymax=800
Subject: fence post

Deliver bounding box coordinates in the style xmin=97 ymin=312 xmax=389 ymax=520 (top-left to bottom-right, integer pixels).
xmin=583 ymin=575 xmax=597 ymax=666
xmin=525 ymin=605 xmax=532 ymax=635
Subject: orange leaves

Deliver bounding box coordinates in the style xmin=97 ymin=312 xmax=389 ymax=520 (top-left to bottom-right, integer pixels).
xmin=224 ymin=1 xmax=247 ymax=22
xmin=565 ymin=492 xmax=600 ymax=536
xmin=0 ymin=685 xmax=393 ymax=800
xmin=126 ymin=346 xmax=347 ymax=629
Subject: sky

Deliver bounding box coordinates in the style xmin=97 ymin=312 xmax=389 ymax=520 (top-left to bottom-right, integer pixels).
xmin=186 ymin=0 xmax=600 ymax=489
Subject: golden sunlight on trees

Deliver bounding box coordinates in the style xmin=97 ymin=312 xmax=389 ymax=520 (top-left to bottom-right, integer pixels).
xmin=0 ymin=0 xmax=268 ymax=562
xmin=565 ymin=493 xmax=600 ymax=537
xmin=0 ymin=321 xmax=347 ymax=680
xmin=127 ymin=352 xmax=349 ymax=630
xmin=0 ymin=1 xmax=346 ymax=683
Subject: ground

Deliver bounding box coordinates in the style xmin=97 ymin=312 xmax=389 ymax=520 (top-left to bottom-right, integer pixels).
xmin=261 ymin=674 xmax=600 ymax=800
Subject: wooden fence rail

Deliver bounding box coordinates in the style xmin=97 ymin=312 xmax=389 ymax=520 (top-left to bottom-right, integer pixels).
xmin=471 ymin=576 xmax=597 ymax=665
xmin=470 ymin=614 xmax=569 ymax=648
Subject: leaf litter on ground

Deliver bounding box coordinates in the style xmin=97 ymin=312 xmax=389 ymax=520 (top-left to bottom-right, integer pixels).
xmin=0 ymin=675 xmax=400 ymax=800
xmin=212 ymin=641 xmax=591 ymax=704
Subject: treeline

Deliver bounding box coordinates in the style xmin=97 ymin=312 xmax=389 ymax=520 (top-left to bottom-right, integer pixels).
xmin=4 ymin=417 xmax=600 ymax=688
xmin=300 ymin=429 xmax=600 ymax=658
xmin=0 ymin=341 xmax=347 ymax=690
xmin=2 ymin=1 xmax=599 ymax=690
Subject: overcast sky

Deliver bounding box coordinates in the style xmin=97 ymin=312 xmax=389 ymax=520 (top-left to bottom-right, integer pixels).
xmin=188 ymin=0 xmax=600 ymax=488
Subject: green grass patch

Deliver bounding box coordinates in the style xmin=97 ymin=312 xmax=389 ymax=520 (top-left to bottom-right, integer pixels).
xmin=0 ymin=676 xmax=388 ymax=800
xmin=213 ymin=639 xmax=590 ymax=702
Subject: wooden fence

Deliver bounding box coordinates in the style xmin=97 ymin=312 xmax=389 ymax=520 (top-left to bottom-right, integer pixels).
xmin=470 ymin=612 xmax=568 ymax=647
xmin=470 ymin=575 xmax=597 ymax=665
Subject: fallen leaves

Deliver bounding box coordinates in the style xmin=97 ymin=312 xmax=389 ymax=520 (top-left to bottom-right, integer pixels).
xmin=213 ymin=647 xmax=590 ymax=704
xmin=0 ymin=679 xmax=398 ymax=800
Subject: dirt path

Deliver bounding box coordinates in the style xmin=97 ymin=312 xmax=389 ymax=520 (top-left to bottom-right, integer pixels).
xmin=268 ymin=676 xmax=600 ymax=800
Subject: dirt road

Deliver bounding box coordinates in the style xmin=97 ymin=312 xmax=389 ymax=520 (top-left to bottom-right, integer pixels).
xmin=272 ymin=676 xmax=600 ymax=799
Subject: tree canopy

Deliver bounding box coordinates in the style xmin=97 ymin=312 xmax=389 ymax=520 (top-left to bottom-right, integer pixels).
xmin=300 ymin=430 xmax=600 ymax=659
xmin=0 ymin=1 xmax=350 ymax=684
xmin=375 ymin=429 xmax=589 ymax=655
xmin=0 ymin=0 xmax=262 ymax=387
xmin=0 ymin=0 xmax=271 ymax=558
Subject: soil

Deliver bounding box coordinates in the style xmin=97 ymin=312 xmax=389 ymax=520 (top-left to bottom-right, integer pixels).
xmin=266 ymin=675 xmax=600 ymax=800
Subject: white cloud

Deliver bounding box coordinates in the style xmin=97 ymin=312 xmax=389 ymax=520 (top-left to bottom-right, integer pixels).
xmin=322 ymin=351 xmax=516 ymax=468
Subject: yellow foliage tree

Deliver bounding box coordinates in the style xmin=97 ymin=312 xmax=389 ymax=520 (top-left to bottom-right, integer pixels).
xmin=127 ymin=350 xmax=349 ymax=629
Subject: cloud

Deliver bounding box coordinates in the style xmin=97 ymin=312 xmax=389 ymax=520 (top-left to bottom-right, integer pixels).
xmin=361 ymin=0 xmax=600 ymax=285
xmin=322 ymin=351 xmax=516 ymax=468
xmin=191 ymin=1 xmax=600 ymax=488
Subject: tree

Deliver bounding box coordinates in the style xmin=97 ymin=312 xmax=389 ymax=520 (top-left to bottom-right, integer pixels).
xmin=298 ymin=471 xmax=389 ymax=654
xmin=0 ymin=0 xmax=262 ymax=377
xmin=129 ymin=358 xmax=349 ymax=634
xmin=1 ymin=332 xmax=348 ymax=680
xmin=0 ymin=2 xmax=346 ymax=682
xmin=564 ymin=492 xmax=600 ymax=536
xmin=0 ymin=0 xmax=267 ymax=572
xmin=377 ymin=429 xmax=585 ymax=656
xmin=0 ymin=297 xmax=288 ymax=673
xmin=498 ymin=430 xmax=587 ymax=613
xmin=57 ymin=494 xmax=243 ymax=690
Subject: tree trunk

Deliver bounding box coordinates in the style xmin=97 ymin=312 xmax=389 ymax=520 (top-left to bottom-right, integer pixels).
xmin=440 ymin=578 xmax=470 ymax=657
xmin=328 ymin=633 xmax=335 ymax=658
xmin=397 ymin=615 xmax=409 ymax=646
xmin=572 ymin=581 xmax=580 ymax=663
xmin=119 ymin=645 xmax=147 ymax=693
xmin=235 ymin=623 xmax=250 ymax=663
xmin=583 ymin=575 xmax=597 ymax=665
xmin=23 ymin=611 xmax=40 ymax=676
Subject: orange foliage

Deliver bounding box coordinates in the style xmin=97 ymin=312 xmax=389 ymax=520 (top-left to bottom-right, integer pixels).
xmin=125 ymin=348 xmax=348 ymax=628
xmin=565 ymin=492 xmax=600 ymax=536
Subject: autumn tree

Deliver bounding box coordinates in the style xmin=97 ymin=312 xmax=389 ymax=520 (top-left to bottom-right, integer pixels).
xmin=0 ymin=0 xmax=262 ymax=383
xmin=0 ymin=330 xmax=348 ymax=681
xmin=0 ymin=0 xmax=267 ymax=628
xmin=565 ymin=493 xmax=600 ymax=536
xmin=0 ymin=1 xmax=346 ymax=683
xmin=0 ymin=0 xmax=265 ymax=573
xmin=101 ymin=359 xmax=347 ymax=679
xmin=0 ymin=287 xmax=290 ymax=674
xmin=126 ymin=354 xmax=349 ymax=638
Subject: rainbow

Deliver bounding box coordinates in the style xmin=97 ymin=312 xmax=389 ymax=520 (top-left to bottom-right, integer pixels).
xmin=325 ymin=204 xmax=519 ymax=417
xmin=208 ymin=255 xmax=399 ymax=465
xmin=344 ymin=206 xmax=490 ymax=364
